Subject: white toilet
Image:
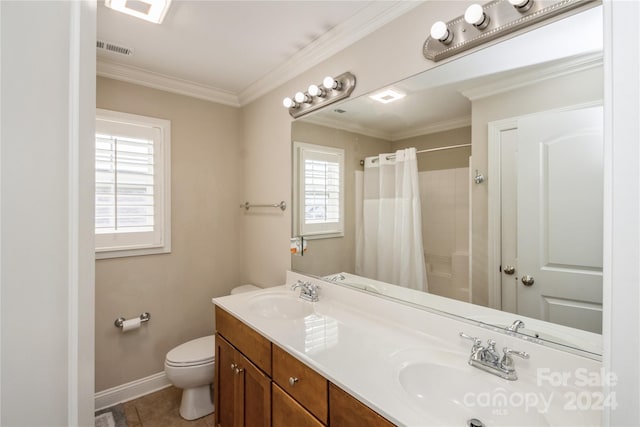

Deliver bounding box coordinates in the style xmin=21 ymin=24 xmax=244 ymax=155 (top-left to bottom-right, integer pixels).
xmin=164 ymin=284 xmax=260 ymax=420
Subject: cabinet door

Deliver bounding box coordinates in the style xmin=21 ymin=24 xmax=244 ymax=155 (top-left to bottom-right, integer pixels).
xmin=215 ymin=335 xmax=236 ymax=427
xmin=329 ymin=383 xmax=395 ymax=427
xmin=273 ymin=383 xmax=324 ymax=427
xmin=237 ymin=351 xmax=271 ymax=427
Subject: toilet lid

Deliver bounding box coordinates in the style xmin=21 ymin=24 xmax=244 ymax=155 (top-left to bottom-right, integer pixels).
xmin=166 ymin=335 xmax=215 ymax=366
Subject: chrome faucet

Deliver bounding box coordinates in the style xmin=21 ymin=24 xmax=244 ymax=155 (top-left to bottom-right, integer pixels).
xmin=507 ymin=319 xmax=526 ymax=333
xmin=460 ymin=332 xmax=529 ymax=380
xmin=291 ymin=280 xmax=320 ymax=302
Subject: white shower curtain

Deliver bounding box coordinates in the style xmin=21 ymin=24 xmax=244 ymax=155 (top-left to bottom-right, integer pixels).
xmin=356 ymin=148 xmax=428 ymax=292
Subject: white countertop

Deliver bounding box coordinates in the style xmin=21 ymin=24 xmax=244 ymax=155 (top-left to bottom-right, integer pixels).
xmin=212 ymin=271 xmax=603 ymax=427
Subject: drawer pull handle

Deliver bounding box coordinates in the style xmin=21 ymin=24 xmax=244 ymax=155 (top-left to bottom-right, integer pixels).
xmin=230 ymin=363 xmax=237 ymax=371
xmin=289 ymin=377 xmax=299 ymax=386
xmin=235 ymin=367 xmax=244 ymax=374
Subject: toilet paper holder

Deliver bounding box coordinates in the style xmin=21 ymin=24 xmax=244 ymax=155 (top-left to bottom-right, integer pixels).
xmin=114 ymin=312 xmax=151 ymax=328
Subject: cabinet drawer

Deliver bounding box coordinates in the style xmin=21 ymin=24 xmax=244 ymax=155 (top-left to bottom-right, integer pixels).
xmin=329 ymin=383 xmax=395 ymax=427
xmin=272 ymin=344 xmax=328 ymax=424
xmin=272 ymin=383 xmax=324 ymax=427
xmin=215 ymin=307 xmax=271 ymax=375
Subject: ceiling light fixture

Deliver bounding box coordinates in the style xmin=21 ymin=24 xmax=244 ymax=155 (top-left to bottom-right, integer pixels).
xmin=424 ymin=0 xmax=596 ymax=62
xmin=105 ymin=0 xmax=172 ymax=24
xmin=283 ymin=72 xmax=356 ymax=118
xmin=369 ymin=89 xmax=406 ymax=104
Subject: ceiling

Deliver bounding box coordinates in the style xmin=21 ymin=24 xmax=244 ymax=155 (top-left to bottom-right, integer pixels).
xmin=96 ymin=0 xmax=421 ymax=107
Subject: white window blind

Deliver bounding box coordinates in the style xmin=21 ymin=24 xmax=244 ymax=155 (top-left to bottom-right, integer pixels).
xmin=95 ymin=109 xmax=171 ymax=258
xmin=295 ymin=142 xmax=344 ymax=238
xmin=95 ymin=134 xmax=155 ymax=233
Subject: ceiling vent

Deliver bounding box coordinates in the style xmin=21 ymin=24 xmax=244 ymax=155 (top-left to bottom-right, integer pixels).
xmin=97 ymin=40 xmax=134 ymax=56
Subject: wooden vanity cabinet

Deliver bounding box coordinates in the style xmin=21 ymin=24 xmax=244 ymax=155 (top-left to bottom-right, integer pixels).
xmin=215 ymin=308 xmax=272 ymax=427
xmin=215 ymin=335 xmax=271 ymax=427
xmin=272 ymin=344 xmax=328 ymax=424
xmin=330 ymin=383 xmax=395 ymax=427
xmin=214 ymin=307 xmax=395 ymax=427
xmin=272 ymin=383 xmax=324 ymax=427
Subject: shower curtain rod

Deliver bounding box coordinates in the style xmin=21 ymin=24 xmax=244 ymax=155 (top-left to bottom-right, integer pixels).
xmin=359 ymin=143 xmax=471 ymax=166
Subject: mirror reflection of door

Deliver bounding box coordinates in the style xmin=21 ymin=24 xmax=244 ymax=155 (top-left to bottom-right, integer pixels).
xmin=492 ymin=105 xmax=603 ymax=334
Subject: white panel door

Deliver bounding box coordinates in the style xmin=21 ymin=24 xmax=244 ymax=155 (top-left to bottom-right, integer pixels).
xmin=516 ymin=106 xmax=603 ymax=333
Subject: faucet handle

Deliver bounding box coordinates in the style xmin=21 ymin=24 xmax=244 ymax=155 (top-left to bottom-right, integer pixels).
xmin=459 ymin=332 xmax=483 ymax=351
xmin=500 ymin=347 xmax=530 ymax=374
xmin=503 ymin=347 xmax=529 ymax=359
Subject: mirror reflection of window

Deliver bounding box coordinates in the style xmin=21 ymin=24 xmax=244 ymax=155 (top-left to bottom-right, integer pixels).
xmin=294 ymin=142 xmax=345 ymax=239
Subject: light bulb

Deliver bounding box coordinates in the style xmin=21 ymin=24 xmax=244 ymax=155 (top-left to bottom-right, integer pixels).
xmin=294 ymin=91 xmax=311 ymax=104
xmin=509 ymin=0 xmax=533 ymax=11
xmin=323 ymin=76 xmax=342 ymax=91
xmin=282 ymin=97 xmax=297 ymax=109
xmin=465 ymin=4 xmax=489 ymax=29
xmin=430 ymin=21 xmax=452 ymax=44
xmin=308 ymin=84 xmax=325 ymax=97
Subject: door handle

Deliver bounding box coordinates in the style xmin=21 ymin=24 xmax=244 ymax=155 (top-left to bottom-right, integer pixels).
xmin=521 ymin=275 xmax=535 ymax=286
xmin=503 ymin=265 xmax=515 ymax=275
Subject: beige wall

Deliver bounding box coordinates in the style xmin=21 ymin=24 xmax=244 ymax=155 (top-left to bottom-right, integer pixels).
xmin=95 ymin=77 xmax=242 ymax=391
xmin=470 ymin=66 xmax=603 ymax=306
xmin=290 ymin=121 xmax=390 ymax=276
xmin=393 ymin=126 xmax=471 ymax=172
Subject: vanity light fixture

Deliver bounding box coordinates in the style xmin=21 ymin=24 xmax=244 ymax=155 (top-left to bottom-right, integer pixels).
xmin=430 ymin=21 xmax=454 ymax=45
xmin=308 ymin=84 xmax=326 ymax=98
xmin=424 ymin=0 xmax=596 ymax=62
xmin=282 ymin=97 xmax=299 ymax=109
xmin=283 ymin=72 xmax=356 ymax=118
xmin=294 ymin=91 xmax=312 ymax=105
xmin=509 ymin=0 xmax=534 ymax=12
xmin=323 ymin=76 xmax=343 ymax=91
xmin=104 ymin=0 xmax=172 ymax=24
xmin=464 ymin=4 xmax=490 ymax=29
xmin=369 ymin=89 xmax=406 ymax=104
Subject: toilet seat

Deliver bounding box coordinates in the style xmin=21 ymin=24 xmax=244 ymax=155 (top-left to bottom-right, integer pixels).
xmin=166 ymin=335 xmax=215 ymax=367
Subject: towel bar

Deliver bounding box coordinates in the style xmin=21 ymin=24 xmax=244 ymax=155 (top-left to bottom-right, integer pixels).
xmin=240 ymin=201 xmax=286 ymax=211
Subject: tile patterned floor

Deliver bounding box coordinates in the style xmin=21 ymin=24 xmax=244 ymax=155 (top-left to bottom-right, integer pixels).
xmin=123 ymin=386 xmax=215 ymax=427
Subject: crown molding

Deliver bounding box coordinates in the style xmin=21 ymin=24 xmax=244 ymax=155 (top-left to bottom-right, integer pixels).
xmin=236 ymin=1 xmax=424 ymax=106
xmin=303 ymin=115 xmax=392 ymax=141
xmin=303 ymin=115 xmax=472 ymax=142
xmin=390 ymin=116 xmax=472 ymax=141
xmin=97 ymin=1 xmax=422 ymax=108
xmin=96 ymin=59 xmax=241 ymax=107
xmin=460 ymin=51 xmax=603 ymax=101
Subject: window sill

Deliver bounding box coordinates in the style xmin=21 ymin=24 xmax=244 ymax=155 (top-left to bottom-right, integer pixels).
xmin=301 ymin=232 xmax=344 ymax=240
xmin=95 ymin=245 xmax=171 ymax=260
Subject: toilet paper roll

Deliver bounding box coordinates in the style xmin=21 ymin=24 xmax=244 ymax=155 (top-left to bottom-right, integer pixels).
xmin=122 ymin=317 xmax=141 ymax=332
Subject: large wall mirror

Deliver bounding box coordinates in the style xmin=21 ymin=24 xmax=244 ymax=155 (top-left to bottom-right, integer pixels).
xmin=291 ymin=4 xmax=603 ymax=357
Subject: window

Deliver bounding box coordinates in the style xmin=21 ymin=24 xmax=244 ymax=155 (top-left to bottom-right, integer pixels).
xmin=294 ymin=142 xmax=344 ymax=238
xmin=95 ymin=109 xmax=171 ymax=258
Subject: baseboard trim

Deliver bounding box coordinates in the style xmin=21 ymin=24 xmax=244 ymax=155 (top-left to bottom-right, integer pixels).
xmin=95 ymin=371 xmax=172 ymax=411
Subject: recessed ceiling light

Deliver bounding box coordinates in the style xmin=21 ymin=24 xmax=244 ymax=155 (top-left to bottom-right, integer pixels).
xmin=105 ymin=0 xmax=172 ymax=24
xmin=369 ymin=89 xmax=406 ymax=104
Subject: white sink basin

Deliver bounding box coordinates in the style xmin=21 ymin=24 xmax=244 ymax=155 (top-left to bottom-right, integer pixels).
xmin=387 ymin=347 xmax=577 ymax=426
xmin=247 ymin=292 xmax=314 ymax=319
xmin=398 ymin=361 xmax=550 ymax=426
